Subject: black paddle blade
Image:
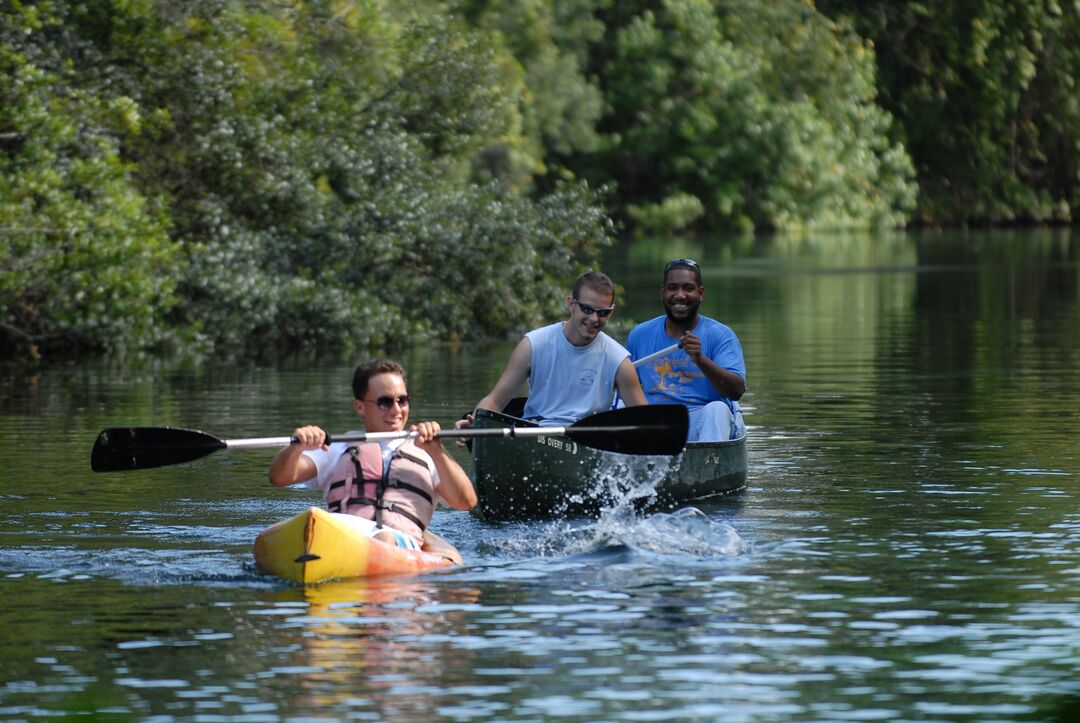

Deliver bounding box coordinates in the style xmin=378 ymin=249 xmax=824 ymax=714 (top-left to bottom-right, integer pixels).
xmin=567 ymin=404 xmax=689 ymax=455
xmin=91 ymin=427 xmax=227 ymax=472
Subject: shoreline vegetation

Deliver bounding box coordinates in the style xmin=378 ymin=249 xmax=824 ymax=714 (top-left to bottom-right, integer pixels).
xmin=3 ymin=1 xmax=1077 ymax=364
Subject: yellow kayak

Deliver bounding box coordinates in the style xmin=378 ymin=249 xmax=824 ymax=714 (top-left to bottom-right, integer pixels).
xmin=253 ymin=507 xmax=460 ymax=584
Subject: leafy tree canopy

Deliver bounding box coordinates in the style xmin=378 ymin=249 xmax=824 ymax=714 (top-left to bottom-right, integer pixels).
xmin=575 ymin=0 xmax=917 ymax=234
xmin=819 ymin=0 xmax=1080 ymax=225
xmin=4 ymin=0 xmax=1075 ymax=364
xmin=2 ymin=0 xmax=612 ymax=362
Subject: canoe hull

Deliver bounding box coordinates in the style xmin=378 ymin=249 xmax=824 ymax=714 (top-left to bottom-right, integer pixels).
xmin=253 ymin=507 xmax=456 ymax=584
xmin=472 ymin=408 xmax=747 ymax=520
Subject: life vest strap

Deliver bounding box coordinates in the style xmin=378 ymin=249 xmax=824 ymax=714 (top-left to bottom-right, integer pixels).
xmin=330 ymin=497 xmax=425 ymax=532
xmin=327 ymin=494 xmax=378 ymax=513
xmin=384 ymin=478 xmax=433 ymax=505
xmin=396 ymin=449 xmax=428 ymax=467
xmin=378 ymin=501 xmax=426 ymax=532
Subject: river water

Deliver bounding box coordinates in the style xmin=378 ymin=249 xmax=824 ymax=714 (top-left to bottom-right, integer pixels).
xmin=2 ymin=230 xmax=1078 ymax=721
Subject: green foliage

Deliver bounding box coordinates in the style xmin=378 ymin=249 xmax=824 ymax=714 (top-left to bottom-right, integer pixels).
xmin=627 ymin=192 xmax=705 ymax=236
xmin=141 ymin=1 xmax=610 ymax=355
xmin=0 ymin=1 xmax=179 ymax=360
xmin=460 ymin=0 xmax=606 ymax=185
xmin=578 ymin=0 xmax=917 ymax=233
xmin=819 ymin=0 xmax=1080 ymax=225
xmin=7 ymin=0 xmax=1075 ymax=364
xmin=2 ymin=0 xmax=612 ymax=363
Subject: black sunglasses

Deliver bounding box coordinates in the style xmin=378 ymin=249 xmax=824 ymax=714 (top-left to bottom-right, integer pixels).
xmin=572 ymin=298 xmax=615 ymax=318
xmin=365 ymin=395 xmax=410 ymax=410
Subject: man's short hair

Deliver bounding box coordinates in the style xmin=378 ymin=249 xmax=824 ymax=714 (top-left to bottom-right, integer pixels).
xmin=572 ymin=270 xmax=615 ymax=300
xmin=352 ymin=359 xmax=407 ymax=400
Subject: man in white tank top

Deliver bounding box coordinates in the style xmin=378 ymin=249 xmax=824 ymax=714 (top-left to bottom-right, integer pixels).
xmin=458 ymin=271 xmax=648 ymax=428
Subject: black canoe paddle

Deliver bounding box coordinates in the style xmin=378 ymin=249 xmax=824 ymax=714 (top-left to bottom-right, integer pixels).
xmin=90 ymin=404 xmax=689 ymax=472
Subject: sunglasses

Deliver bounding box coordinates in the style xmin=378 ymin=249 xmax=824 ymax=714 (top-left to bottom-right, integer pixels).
xmin=365 ymin=395 xmax=410 ymax=410
xmin=664 ymin=258 xmax=702 ymax=283
xmin=664 ymin=258 xmax=700 ymax=273
xmin=572 ymin=298 xmax=615 ymax=318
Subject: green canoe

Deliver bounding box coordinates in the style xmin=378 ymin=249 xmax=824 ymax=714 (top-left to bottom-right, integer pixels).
xmin=471 ymin=404 xmax=747 ymax=520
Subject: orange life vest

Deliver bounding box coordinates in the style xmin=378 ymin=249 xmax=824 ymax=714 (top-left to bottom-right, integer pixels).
xmin=324 ymin=441 xmax=435 ymax=544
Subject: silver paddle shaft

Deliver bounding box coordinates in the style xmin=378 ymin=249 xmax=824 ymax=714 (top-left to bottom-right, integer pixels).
xmin=221 ymin=427 xmax=589 ymax=450
xmin=632 ymin=341 xmax=683 ymax=368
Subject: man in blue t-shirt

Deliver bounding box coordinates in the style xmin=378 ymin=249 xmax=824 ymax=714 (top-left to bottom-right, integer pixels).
xmin=626 ymin=259 xmax=746 ymax=441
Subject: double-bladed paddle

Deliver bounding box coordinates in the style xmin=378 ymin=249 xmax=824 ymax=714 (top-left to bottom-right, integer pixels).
xmin=90 ymin=404 xmax=689 ymax=472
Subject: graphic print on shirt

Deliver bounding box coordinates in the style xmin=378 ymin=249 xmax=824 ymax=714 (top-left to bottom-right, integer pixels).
xmin=649 ymin=357 xmax=703 ymax=396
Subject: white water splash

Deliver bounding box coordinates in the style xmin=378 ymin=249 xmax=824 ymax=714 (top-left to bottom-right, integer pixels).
xmin=494 ymin=505 xmax=747 ymax=563
xmin=550 ymin=453 xmax=678 ymax=518
xmin=572 ymin=506 xmax=747 ymax=558
xmin=477 ymin=454 xmax=748 ymax=562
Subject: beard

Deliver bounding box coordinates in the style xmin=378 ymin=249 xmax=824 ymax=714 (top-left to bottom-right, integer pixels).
xmin=665 ymin=305 xmax=699 ymax=326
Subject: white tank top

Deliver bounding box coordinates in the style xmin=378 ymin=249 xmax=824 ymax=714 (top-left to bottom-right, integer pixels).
xmin=522 ymin=322 xmax=630 ymax=426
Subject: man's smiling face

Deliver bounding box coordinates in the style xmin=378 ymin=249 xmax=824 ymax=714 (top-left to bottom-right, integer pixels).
xmin=662 ymin=267 xmax=703 ymax=325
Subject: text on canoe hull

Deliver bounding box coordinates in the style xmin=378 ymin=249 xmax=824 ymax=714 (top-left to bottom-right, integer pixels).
xmin=536 ymin=435 xmax=578 ymax=455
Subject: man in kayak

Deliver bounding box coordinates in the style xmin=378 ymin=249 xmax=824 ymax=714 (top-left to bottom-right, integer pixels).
xmin=627 ymin=258 xmax=746 ymax=441
xmin=459 ymin=270 xmax=648 ymax=428
xmin=268 ymin=359 xmax=477 ymax=552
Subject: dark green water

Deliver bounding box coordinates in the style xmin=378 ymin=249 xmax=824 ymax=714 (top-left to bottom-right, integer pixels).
xmin=2 ymin=230 xmax=1079 ymax=721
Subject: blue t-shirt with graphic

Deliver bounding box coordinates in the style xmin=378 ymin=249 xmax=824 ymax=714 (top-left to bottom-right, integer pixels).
xmin=627 ymin=315 xmax=745 ymax=411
